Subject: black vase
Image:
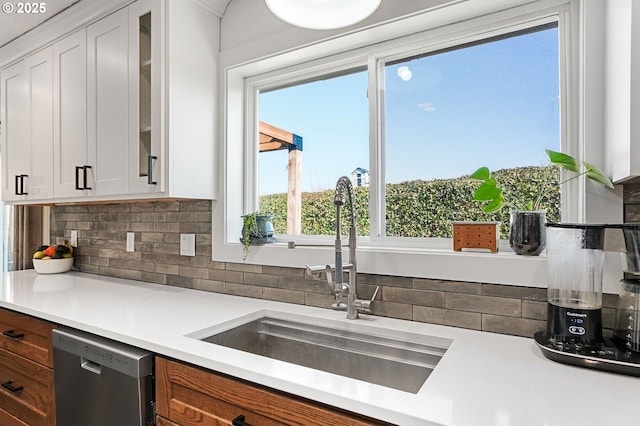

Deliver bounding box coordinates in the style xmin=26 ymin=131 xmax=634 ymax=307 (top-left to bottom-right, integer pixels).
xmin=509 ymin=210 xmax=546 ymax=256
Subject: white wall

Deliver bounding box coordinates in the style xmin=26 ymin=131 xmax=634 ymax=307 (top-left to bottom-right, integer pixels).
xmin=219 ymin=0 xmax=537 ymax=66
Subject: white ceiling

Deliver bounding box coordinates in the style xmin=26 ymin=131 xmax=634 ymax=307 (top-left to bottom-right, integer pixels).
xmin=0 ymin=0 xmax=236 ymax=49
xmin=0 ymin=0 xmax=80 ymax=48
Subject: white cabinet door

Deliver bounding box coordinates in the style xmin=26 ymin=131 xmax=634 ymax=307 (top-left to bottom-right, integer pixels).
xmin=25 ymin=47 xmax=54 ymax=200
xmin=87 ymin=8 xmax=130 ymax=196
xmin=1 ymin=48 xmax=54 ymax=202
xmin=0 ymin=60 xmax=29 ymax=202
xmin=606 ymin=0 xmax=640 ymax=183
xmin=128 ymin=0 xmax=162 ymax=194
xmin=53 ymin=29 xmax=88 ymax=198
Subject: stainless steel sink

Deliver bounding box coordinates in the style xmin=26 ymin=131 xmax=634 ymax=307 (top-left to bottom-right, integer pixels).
xmin=197 ymin=315 xmax=450 ymax=393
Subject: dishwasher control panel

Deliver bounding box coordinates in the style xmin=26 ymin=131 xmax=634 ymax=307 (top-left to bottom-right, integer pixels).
xmin=52 ymin=328 xmax=153 ymax=378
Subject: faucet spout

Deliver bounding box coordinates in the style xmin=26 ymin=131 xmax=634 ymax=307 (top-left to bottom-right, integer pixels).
xmin=332 ymin=176 xmax=377 ymax=319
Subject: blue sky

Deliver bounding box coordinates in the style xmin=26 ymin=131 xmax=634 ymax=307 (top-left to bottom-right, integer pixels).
xmin=259 ymin=26 xmax=559 ymax=195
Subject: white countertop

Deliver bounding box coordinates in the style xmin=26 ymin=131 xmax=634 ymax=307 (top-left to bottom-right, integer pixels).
xmin=1 ymin=270 xmax=638 ymax=426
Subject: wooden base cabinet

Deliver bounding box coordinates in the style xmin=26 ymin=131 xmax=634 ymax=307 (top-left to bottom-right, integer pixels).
xmin=0 ymin=309 xmax=56 ymax=426
xmin=156 ymin=357 xmax=390 ymax=426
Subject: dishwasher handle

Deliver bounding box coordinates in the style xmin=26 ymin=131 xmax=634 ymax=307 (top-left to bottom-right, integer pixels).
xmin=80 ymin=357 xmax=102 ymax=375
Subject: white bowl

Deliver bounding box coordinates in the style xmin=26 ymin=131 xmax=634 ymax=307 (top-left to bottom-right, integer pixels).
xmin=32 ymin=257 xmax=74 ymax=274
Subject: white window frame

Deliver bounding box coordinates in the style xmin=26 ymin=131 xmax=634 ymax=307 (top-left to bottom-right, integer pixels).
xmin=214 ymin=0 xmax=620 ymax=289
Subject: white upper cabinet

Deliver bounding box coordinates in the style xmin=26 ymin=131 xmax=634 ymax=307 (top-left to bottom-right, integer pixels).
xmin=1 ymin=47 xmax=53 ymax=202
xmin=53 ymin=29 xmax=88 ymax=198
xmin=128 ymin=0 xmax=162 ymax=194
xmin=606 ymin=0 xmax=640 ymax=184
xmin=1 ymin=0 xmax=218 ymax=204
xmin=27 ymin=49 xmax=54 ymax=200
xmin=87 ymin=7 xmax=130 ymax=196
xmin=1 ymin=60 xmax=29 ymax=202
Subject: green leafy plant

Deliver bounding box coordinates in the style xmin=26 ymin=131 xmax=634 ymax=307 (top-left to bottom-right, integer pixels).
xmin=470 ymin=149 xmax=614 ymax=213
xmin=241 ymin=212 xmax=275 ymax=260
xmin=241 ymin=212 xmax=258 ymax=261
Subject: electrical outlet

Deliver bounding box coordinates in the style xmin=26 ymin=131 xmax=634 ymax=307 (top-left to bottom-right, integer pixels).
xmin=70 ymin=230 xmax=78 ymax=247
xmin=126 ymin=232 xmax=135 ymax=252
xmin=180 ymin=233 xmax=196 ymax=256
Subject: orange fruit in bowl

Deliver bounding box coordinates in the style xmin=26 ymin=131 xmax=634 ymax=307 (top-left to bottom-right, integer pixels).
xmin=43 ymin=246 xmax=57 ymax=257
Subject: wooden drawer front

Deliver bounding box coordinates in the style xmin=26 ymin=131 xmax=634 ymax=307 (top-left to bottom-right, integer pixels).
xmin=156 ymin=415 xmax=184 ymax=426
xmin=156 ymin=357 xmax=388 ymax=426
xmin=0 ymin=309 xmax=56 ymax=367
xmin=0 ymin=348 xmax=54 ymax=426
xmin=0 ymin=407 xmax=29 ymax=426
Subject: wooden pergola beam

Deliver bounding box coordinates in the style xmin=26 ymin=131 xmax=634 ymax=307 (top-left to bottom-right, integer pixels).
xmin=258 ymin=121 xmax=303 ymax=235
xmin=259 ymin=121 xmax=295 ymax=152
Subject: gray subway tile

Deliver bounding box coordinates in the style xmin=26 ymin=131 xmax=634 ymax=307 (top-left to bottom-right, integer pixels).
xmin=225 ymin=283 xmax=263 ymax=298
xmin=413 ymin=278 xmax=481 ymax=295
xmin=522 ymin=300 xmax=547 ymax=320
xmin=383 ymin=287 xmax=445 ymax=308
xmin=263 ymin=287 xmax=305 ymax=304
xmin=413 ymin=306 xmax=481 ymax=330
xmin=482 ymin=284 xmax=547 ymax=301
xmin=482 ymin=314 xmax=545 ymax=338
xmin=447 ymin=293 xmax=521 ymax=317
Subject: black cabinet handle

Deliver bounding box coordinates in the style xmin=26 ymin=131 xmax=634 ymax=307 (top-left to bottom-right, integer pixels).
xmin=2 ymin=330 xmax=25 ymax=339
xmin=75 ymin=166 xmax=83 ymax=190
xmin=14 ymin=175 xmax=27 ymax=195
xmin=232 ymin=415 xmax=252 ymax=426
xmin=83 ymin=165 xmax=92 ymax=190
xmin=19 ymin=174 xmax=27 ymax=195
xmin=75 ymin=166 xmax=92 ymax=190
xmin=148 ymin=155 xmax=157 ymax=185
xmin=1 ymin=380 xmax=23 ymax=393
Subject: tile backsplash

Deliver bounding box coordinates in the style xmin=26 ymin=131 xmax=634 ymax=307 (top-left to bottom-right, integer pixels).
xmin=50 ymin=197 xmax=631 ymax=338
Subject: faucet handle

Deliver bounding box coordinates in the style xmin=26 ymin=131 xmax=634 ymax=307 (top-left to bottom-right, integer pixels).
xmin=370 ymin=285 xmax=380 ymax=303
xmin=354 ymin=286 xmax=380 ymax=314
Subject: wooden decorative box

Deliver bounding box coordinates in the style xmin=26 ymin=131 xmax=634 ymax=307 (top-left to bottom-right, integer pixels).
xmin=452 ymin=221 xmax=500 ymax=253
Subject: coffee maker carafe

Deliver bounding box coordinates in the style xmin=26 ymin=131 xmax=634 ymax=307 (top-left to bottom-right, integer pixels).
xmin=613 ymin=224 xmax=640 ymax=353
xmin=534 ymin=223 xmax=640 ymax=376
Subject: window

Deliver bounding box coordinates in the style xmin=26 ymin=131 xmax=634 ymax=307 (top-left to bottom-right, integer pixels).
xmin=258 ymin=70 xmax=369 ymax=236
xmin=256 ymin=24 xmax=560 ymax=240
xmin=217 ymin=0 xmax=615 ymax=287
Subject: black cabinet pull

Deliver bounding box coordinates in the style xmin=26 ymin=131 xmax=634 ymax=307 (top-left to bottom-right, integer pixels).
xmin=83 ymin=165 xmax=92 ymax=190
xmin=75 ymin=166 xmax=92 ymax=190
xmin=1 ymin=381 xmax=24 ymax=393
xmin=75 ymin=166 xmax=83 ymax=190
xmin=19 ymin=174 xmax=27 ymax=195
xmin=14 ymin=175 xmax=27 ymax=195
xmin=148 ymin=155 xmax=157 ymax=185
xmin=232 ymin=415 xmax=252 ymax=426
xmin=2 ymin=330 xmax=25 ymax=339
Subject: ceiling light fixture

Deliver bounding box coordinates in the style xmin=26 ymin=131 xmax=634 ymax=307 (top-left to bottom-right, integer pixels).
xmin=265 ymin=0 xmax=382 ymax=30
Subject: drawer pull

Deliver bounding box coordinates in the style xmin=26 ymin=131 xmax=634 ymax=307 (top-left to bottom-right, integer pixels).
xmin=232 ymin=415 xmax=252 ymax=426
xmin=1 ymin=381 xmax=23 ymax=393
xmin=2 ymin=330 xmax=25 ymax=340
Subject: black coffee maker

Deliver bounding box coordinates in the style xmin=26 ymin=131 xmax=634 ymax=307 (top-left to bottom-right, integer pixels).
xmin=534 ymin=223 xmax=640 ymax=376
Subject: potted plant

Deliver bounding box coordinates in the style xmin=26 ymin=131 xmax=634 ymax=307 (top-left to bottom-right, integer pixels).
xmin=240 ymin=212 xmax=275 ymax=260
xmin=469 ymin=149 xmax=614 ymax=255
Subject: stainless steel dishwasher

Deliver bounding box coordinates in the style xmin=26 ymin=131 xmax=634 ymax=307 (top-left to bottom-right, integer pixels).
xmin=52 ymin=328 xmax=155 ymax=426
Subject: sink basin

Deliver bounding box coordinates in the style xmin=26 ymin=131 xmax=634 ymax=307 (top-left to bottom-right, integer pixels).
xmin=195 ymin=314 xmax=450 ymax=393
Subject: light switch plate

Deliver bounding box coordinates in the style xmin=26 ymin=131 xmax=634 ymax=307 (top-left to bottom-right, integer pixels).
xmin=126 ymin=232 xmax=135 ymax=252
xmin=180 ymin=233 xmax=196 ymax=256
xmin=70 ymin=230 xmax=78 ymax=247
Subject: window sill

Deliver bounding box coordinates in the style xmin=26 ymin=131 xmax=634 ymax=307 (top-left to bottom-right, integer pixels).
xmin=213 ymin=237 xmax=548 ymax=288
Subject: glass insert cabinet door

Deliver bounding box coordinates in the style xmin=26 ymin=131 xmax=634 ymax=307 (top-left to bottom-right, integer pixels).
xmin=129 ymin=0 xmax=162 ymax=193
